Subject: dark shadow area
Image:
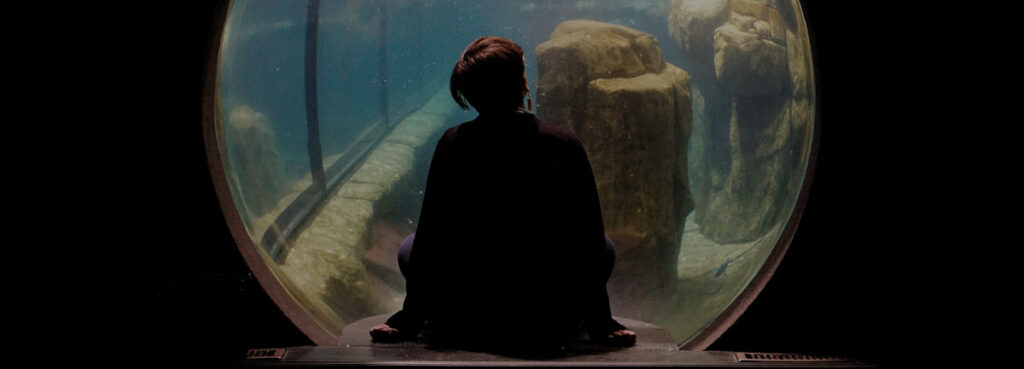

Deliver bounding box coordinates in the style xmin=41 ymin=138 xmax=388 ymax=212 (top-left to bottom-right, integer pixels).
xmin=110 ymin=0 xmax=1004 ymax=367
xmin=417 ymin=340 xmax=628 ymax=361
xmin=706 ymin=2 xmax=996 ymax=368
xmin=340 ymin=314 xmax=663 ymax=362
xmin=113 ymin=1 xmax=315 ymax=366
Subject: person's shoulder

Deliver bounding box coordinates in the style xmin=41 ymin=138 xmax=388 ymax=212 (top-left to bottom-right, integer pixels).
xmin=532 ymin=115 xmax=583 ymax=148
xmin=439 ymin=120 xmax=472 ymax=143
xmin=441 ymin=125 xmax=459 ymax=142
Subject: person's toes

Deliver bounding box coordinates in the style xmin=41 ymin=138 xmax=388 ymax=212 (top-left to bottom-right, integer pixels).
xmin=370 ymin=325 xmax=402 ymax=342
xmin=605 ymin=330 xmax=636 ymax=346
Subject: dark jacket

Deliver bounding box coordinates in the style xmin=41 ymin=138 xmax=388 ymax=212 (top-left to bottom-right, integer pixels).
xmin=386 ymin=111 xmax=624 ymax=347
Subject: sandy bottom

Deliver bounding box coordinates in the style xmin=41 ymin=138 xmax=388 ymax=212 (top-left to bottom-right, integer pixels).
xmin=656 ymin=212 xmax=784 ymax=345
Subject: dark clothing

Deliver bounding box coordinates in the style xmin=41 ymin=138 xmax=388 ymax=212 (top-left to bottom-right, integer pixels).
xmin=396 ymin=233 xmax=617 ymax=312
xmin=385 ymin=111 xmax=625 ymax=347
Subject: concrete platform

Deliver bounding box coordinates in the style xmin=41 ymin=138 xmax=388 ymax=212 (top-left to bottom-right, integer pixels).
xmin=239 ymin=314 xmax=869 ymax=367
xmin=338 ymin=314 xmax=679 ymax=351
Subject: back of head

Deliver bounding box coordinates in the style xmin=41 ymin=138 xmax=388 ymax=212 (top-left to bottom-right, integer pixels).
xmin=450 ymin=36 xmax=526 ymax=114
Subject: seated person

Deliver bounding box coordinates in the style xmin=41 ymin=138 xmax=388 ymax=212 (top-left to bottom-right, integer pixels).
xmin=370 ymin=36 xmax=636 ymax=349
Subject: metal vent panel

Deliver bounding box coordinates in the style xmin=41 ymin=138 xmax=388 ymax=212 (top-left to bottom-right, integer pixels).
xmin=735 ymin=352 xmax=851 ymax=363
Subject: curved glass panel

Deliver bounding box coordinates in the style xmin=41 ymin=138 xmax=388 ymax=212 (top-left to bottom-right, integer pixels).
xmin=318 ymin=0 xmax=383 ymax=168
xmin=219 ymin=0 xmax=313 ymax=245
xmin=210 ymin=0 xmax=816 ymax=347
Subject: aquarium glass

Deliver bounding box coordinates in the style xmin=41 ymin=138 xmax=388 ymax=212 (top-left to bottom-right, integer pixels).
xmin=218 ymin=0 xmax=314 ymax=242
xmin=212 ymin=0 xmax=816 ymax=347
xmin=318 ymin=0 xmax=384 ymax=169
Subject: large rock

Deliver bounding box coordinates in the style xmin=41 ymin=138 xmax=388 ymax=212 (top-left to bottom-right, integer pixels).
xmin=668 ymin=0 xmax=731 ymax=70
xmin=536 ymin=20 xmax=694 ymax=308
xmin=226 ymin=105 xmax=288 ymax=218
xmin=535 ymin=20 xmax=666 ymax=138
xmin=713 ymin=2 xmax=788 ymax=96
xmin=545 ymin=19 xmax=667 ymax=76
xmin=668 ymin=0 xmax=790 ymax=96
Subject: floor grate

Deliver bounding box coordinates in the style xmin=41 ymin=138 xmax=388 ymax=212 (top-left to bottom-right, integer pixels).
xmin=734 ymin=352 xmax=851 ymax=363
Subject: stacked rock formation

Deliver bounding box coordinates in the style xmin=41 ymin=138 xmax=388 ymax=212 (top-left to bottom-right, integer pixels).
xmin=535 ymin=20 xmax=695 ymax=305
xmin=669 ymin=0 xmax=814 ymax=244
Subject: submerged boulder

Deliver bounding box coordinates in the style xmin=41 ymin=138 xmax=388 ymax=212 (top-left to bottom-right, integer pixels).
xmin=535 ymin=20 xmax=667 ymax=137
xmin=536 ymin=20 xmax=694 ymax=306
xmin=713 ymin=3 xmax=788 ymax=96
xmin=668 ymin=0 xmax=731 ymax=71
xmin=226 ymin=105 xmax=288 ymax=218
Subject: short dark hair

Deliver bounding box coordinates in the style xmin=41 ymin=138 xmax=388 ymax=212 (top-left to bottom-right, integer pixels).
xmin=450 ymin=36 xmax=526 ymax=113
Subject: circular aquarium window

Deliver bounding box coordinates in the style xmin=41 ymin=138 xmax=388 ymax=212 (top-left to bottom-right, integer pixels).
xmin=204 ymin=0 xmax=818 ymax=349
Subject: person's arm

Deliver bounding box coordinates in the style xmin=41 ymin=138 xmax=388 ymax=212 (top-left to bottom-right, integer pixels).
xmin=378 ymin=129 xmax=458 ymax=340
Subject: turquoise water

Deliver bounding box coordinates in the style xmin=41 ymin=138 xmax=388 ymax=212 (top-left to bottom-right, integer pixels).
xmin=220 ymin=1 xmax=678 ymax=185
xmin=217 ymin=0 xmax=687 ymax=228
xmin=214 ymin=0 xmax=816 ymax=347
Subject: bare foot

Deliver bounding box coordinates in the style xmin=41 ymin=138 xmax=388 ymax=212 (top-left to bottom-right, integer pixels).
xmin=369 ymin=323 xmax=402 ymax=342
xmin=603 ymin=329 xmax=637 ymax=347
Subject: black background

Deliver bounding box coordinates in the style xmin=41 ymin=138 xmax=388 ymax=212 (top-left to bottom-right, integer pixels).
xmin=101 ymin=1 xmax=1013 ymax=367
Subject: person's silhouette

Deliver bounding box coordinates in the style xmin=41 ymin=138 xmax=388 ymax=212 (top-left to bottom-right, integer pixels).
xmin=369 ymin=36 xmax=636 ymax=349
